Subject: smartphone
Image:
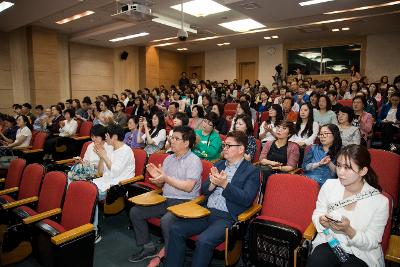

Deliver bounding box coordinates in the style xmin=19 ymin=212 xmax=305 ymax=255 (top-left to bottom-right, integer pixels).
xmin=326 ymin=215 xmax=342 ymax=223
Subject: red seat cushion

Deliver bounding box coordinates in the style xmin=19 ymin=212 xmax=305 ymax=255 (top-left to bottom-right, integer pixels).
xmin=0 ymin=194 xmax=15 ymax=203
xmin=17 ymin=206 xmax=38 ymax=216
xmin=256 ymin=215 xmax=304 ymax=233
xmin=42 ymin=219 xmax=66 ymax=233
xmin=189 ymin=235 xmax=225 ymax=252
xmin=147 ymin=217 xmax=161 ymax=227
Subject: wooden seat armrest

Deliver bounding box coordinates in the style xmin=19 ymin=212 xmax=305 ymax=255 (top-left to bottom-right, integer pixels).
xmin=167 ymin=199 xmax=210 ymax=219
xmin=385 ymin=235 xmax=400 ymax=263
xmin=51 ymin=223 xmax=94 ymax=246
xmin=72 ymin=136 xmax=90 ymax=141
xmin=55 ymin=158 xmax=75 ymax=165
xmin=119 ymin=175 xmax=144 ymax=186
xmin=23 ymin=208 xmax=62 ymax=224
xmin=2 ymin=196 xmax=38 ymax=210
xmin=0 ymin=178 xmax=5 ymax=183
xmin=13 ymin=146 xmax=32 ymax=151
xmin=22 ymin=149 xmax=43 ymax=154
xmin=289 ymin=168 xmax=303 ymax=175
xmin=238 ymin=203 xmax=262 ymax=222
xmin=303 ymin=222 xmax=317 ymax=240
xmin=128 ymin=189 xmax=165 ymax=206
xmin=0 ymin=187 xmax=19 ymax=196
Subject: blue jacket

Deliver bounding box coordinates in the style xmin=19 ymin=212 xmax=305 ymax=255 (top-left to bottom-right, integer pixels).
xmin=378 ymin=103 xmax=400 ymax=125
xmin=302 ymin=145 xmax=337 ymax=186
xmin=201 ymin=159 xmax=260 ymax=220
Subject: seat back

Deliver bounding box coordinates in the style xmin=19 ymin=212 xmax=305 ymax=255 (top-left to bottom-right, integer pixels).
xmin=79 ymin=141 xmax=92 ymax=159
xmin=219 ymin=134 xmax=227 ymax=142
xmin=144 ymin=153 xmax=169 ymax=184
xmin=125 ymin=106 xmax=134 ymax=116
xmin=4 ymin=158 xmax=26 ymax=189
xmin=225 ymin=103 xmax=238 ymax=111
xmin=261 ymin=174 xmax=320 ymax=233
xmin=79 ymin=121 xmax=93 ymax=136
xmin=224 ymin=109 xmax=236 ymax=118
xmin=338 ymin=99 xmax=353 ymax=107
xmin=253 ymin=139 xmax=262 ymax=163
xmin=253 ymin=122 xmax=259 ymax=138
xmin=382 ymin=192 xmax=393 ymax=253
xmin=133 ymin=148 xmax=147 ymax=176
xmin=201 ymin=160 xmax=213 ymax=183
xmin=31 ymin=132 xmax=47 ymax=149
xmin=259 ymin=112 xmax=269 ymax=123
xmin=18 ymin=163 xmax=45 ymax=200
xmin=36 ymin=171 xmax=67 ymax=214
xmin=369 ymin=148 xmax=400 ymax=208
xmin=60 ymin=181 xmax=98 ymax=231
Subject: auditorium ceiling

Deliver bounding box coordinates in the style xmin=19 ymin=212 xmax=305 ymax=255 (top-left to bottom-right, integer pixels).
xmin=0 ymin=0 xmax=399 ymax=52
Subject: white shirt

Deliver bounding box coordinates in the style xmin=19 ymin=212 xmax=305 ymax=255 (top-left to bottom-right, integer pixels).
xmin=386 ymin=108 xmax=397 ymax=123
xmin=289 ymin=121 xmax=319 ymax=146
xmin=93 ymin=144 xmax=135 ymax=192
xmin=59 ymin=119 xmax=78 ymax=137
xmin=142 ymin=128 xmax=166 ymax=146
xmin=83 ymin=142 xmax=114 ymax=166
xmin=259 ymin=121 xmax=277 ymax=143
xmin=123 ymin=98 xmax=129 ymax=107
xmin=312 ymin=180 xmax=389 ymax=267
xmin=14 ymin=126 xmax=32 ymax=148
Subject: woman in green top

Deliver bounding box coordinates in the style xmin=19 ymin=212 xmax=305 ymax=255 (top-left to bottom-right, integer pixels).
xmin=192 ymin=112 xmax=222 ymax=161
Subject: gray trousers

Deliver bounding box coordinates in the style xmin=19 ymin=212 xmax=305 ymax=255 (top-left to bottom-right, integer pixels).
xmin=129 ymin=198 xmax=186 ymax=252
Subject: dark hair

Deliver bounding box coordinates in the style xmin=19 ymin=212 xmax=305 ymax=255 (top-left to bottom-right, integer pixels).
xmin=57 ymin=102 xmax=65 ymax=110
xmin=63 ymin=108 xmax=75 ymax=118
xmin=91 ymin=124 xmax=107 ymax=140
xmin=65 ymin=99 xmax=73 ymax=104
xmin=296 ymin=103 xmax=315 ymax=138
xmin=129 ymin=115 xmax=140 ymax=125
xmin=3 ymin=115 xmax=16 ymax=124
xmin=173 ymin=112 xmax=189 ymax=126
xmin=82 ymin=96 xmax=92 ymax=105
xmin=226 ymin=131 xmax=248 ymax=150
xmin=173 ymin=125 xmax=196 ymax=149
xmin=212 ymin=103 xmax=225 ymax=117
xmin=22 ymin=103 xmax=32 ymax=109
xmin=204 ymin=112 xmax=219 ymax=127
xmin=337 ymin=144 xmax=382 ymax=192
xmin=54 ymin=105 xmax=63 ymax=114
xmin=327 ymin=89 xmax=338 ymax=97
xmin=192 ymin=105 xmax=204 ymax=118
xmin=170 ymin=102 xmax=180 ymax=109
xmin=276 ymin=119 xmax=296 ymax=138
xmin=116 ymin=101 xmax=125 ymax=112
xmin=13 ymin=104 xmax=22 ymax=110
xmin=283 ymin=96 xmax=294 ymax=107
xmin=268 ymin=104 xmax=284 ymax=124
xmin=106 ymin=124 xmax=125 ymax=141
xmin=380 ymin=75 xmax=388 ymax=84
xmin=73 ymin=99 xmax=81 ymax=109
xmin=318 ymin=95 xmax=332 ymax=111
xmin=319 ymin=124 xmax=342 ymax=159
xmin=234 ymin=114 xmax=253 ymax=136
xmin=352 ymin=95 xmax=367 ymax=106
xmin=339 ymin=106 xmax=354 ymax=123
xmin=151 ymin=111 xmax=166 ymax=138
xmin=17 ymin=115 xmax=32 ymax=130
xmin=35 ymin=105 xmax=44 ymax=111
xmin=350 ymin=81 xmax=360 ymax=92
xmin=147 ymin=95 xmax=157 ymax=106
xmin=202 ymin=94 xmax=212 ymax=106
xmin=237 ymin=100 xmax=252 ymax=117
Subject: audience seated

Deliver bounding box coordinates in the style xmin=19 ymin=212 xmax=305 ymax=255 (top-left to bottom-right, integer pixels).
xmin=188 ymin=105 xmax=204 ymax=130
xmin=259 ymin=104 xmax=284 ymax=144
xmin=233 ymin=114 xmax=256 ymax=161
xmin=113 ymin=101 xmax=128 ymax=127
xmin=0 ymin=115 xmax=32 ymax=155
xmin=289 ymin=103 xmax=319 ymax=147
xmin=192 ymin=112 xmax=222 ymax=161
xmin=137 ymin=111 xmax=167 ymax=156
xmin=377 ymin=92 xmax=400 ymax=150
xmin=211 ymin=103 xmax=228 ymax=135
xmin=302 ymin=124 xmax=342 ymax=186
xmin=123 ymin=116 xmax=145 ymax=149
xmin=314 ymin=95 xmax=338 ymax=125
xmin=307 ymin=145 xmax=388 ymax=267
xmin=338 ymin=106 xmax=361 ymax=146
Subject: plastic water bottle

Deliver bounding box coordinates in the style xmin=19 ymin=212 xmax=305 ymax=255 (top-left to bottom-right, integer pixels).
xmin=323 ymin=228 xmax=349 ymax=262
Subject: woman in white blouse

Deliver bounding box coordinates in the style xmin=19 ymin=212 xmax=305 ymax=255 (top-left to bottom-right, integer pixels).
xmin=307 ymin=145 xmax=389 ymax=267
xmin=259 ymin=104 xmax=284 ymax=144
xmin=137 ymin=111 xmax=167 ymax=156
xmin=97 ymin=100 xmax=114 ymax=126
xmin=59 ymin=109 xmax=78 ymax=137
xmin=0 ymin=115 xmax=32 ymax=153
xmin=290 ymin=103 xmax=319 ymax=147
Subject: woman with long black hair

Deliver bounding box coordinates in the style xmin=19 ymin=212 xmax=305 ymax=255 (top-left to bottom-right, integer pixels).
xmin=137 ymin=111 xmax=166 ymax=156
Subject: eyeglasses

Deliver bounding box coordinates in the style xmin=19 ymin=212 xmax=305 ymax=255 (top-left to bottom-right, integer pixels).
xmin=169 ymin=136 xmax=183 ymax=142
xmin=221 ymin=143 xmax=242 ymax=150
xmin=318 ymin=132 xmax=333 ymax=138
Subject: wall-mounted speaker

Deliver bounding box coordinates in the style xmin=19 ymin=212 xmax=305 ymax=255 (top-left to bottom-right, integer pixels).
xmin=120 ymin=51 xmax=129 ymax=60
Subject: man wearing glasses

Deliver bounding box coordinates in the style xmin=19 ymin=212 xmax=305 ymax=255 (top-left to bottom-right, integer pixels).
xmin=165 ymin=131 xmax=260 ymax=267
xmin=192 ymin=112 xmax=222 ymax=161
xmin=128 ymin=125 xmax=202 ymax=263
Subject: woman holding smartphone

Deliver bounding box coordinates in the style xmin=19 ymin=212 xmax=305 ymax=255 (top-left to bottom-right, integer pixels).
xmin=137 ymin=111 xmax=166 ymax=156
xmin=307 ymin=145 xmax=389 ymax=267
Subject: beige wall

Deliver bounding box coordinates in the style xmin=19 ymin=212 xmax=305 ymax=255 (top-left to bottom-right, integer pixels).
xmin=159 ymin=49 xmax=186 ymax=88
xmin=0 ymin=32 xmax=13 ymax=114
xmin=205 ymin=49 xmax=236 ymax=82
xmin=114 ymin=46 xmax=140 ymax=92
xmin=70 ymin=43 xmax=114 ymax=100
xmin=259 ymin=44 xmax=284 ymax=87
xmin=186 ymin=52 xmax=205 ymax=80
xmin=365 ymin=33 xmax=400 ymax=83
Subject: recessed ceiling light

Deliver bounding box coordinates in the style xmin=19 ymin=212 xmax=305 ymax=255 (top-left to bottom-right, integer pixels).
xmin=154 ymin=42 xmax=176 ymax=47
xmin=171 ymin=0 xmax=230 ymax=17
xmin=177 ymin=48 xmax=188 ymax=51
xmin=195 ymin=36 xmax=220 ymax=41
xmin=324 ymin=1 xmax=400 ymax=14
xmin=0 ymin=1 xmax=14 ymax=13
xmin=217 ymin=42 xmax=230 ymax=46
xmin=271 ymin=35 xmax=279 ymax=39
xmin=341 ymin=27 xmax=350 ymax=30
xmin=219 ymin=18 xmax=265 ymax=32
xmin=264 ymin=36 xmax=271 ymax=39
xmin=299 ymin=0 xmax=334 ymax=6
xmin=56 ymin=10 xmax=95 ymax=25
xmin=151 ymin=37 xmax=177 ymax=42
xmin=223 ymin=42 xmax=230 ymax=45
xmin=152 ymin=14 xmax=197 ymax=33
xmin=331 ymin=28 xmax=340 ymax=32
xmin=109 ymin=32 xmax=149 ymax=42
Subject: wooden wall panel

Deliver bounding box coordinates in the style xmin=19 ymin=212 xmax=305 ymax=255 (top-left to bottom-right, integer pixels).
xmin=236 ymin=47 xmax=259 ymax=84
xmin=0 ymin=32 xmax=13 ymax=114
xmin=70 ymin=43 xmax=114 ymax=100
xmin=186 ymin=52 xmax=205 ymax=80
xmin=159 ymin=49 xmax=186 ymax=88
xmin=145 ymin=47 xmax=159 ymax=89
xmin=114 ymin=46 xmax=140 ymax=92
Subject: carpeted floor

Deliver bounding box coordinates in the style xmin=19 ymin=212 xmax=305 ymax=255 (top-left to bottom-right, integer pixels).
xmin=10 ymin=210 xmax=225 ymax=267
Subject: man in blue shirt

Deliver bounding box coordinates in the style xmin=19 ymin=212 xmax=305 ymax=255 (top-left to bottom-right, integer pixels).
xmin=165 ymin=131 xmax=260 ymax=267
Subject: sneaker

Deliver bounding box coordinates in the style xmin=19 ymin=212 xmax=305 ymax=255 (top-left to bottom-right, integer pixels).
xmin=128 ymin=247 xmax=157 ymax=263
xmin=95 ymin=233 xmax=102 ymax=244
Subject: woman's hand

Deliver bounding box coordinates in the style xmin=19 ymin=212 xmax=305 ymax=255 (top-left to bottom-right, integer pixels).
xmin=93 ymin=143 xmax=107 ymax=160
xmin=319 ymin=215 xmax=331 ymax=229
xmin=329 ymin=216 xmax=356 ymax=238
xmin=319 ymin=156 xmax=331 ymax=166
